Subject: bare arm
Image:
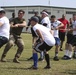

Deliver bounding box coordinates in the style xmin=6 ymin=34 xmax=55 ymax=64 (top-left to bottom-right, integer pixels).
xmin=55 ymin=23 xmax=64 ymax=30
xmin=17 ymin=21 xmax=27 ymax=27
xmin=36 ymin=29 xmax=44 ymax=42
xmin=0 ymin=22 xmax=3 ymax=27
xmin=10 ymin=21 xmax=27 ymax=28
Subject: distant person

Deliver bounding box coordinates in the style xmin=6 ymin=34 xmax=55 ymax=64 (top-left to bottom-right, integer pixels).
xmin=27 ymin=12 xmax=41 ymax=60
xmin=62 ymin=18 xmax=73 ymax=60
xmin=9 ymin=12 xmax=15 ymax=35
xmin=58 ymin=14 xmax=69 ymax=51
xmin=0 ymin=8 xmax=10 ymax=49
xmin=9 ymin=12 xmax=15 ymax=22
xmin=38 ymin=10 xmax=51 ymax=61
xmin=28 ymin=17 xmax=55 ymax=69
xmin=50 ymin=15 xmax=63 ymax=61
xmin=1 ymin=10 xmax=26 ymax=63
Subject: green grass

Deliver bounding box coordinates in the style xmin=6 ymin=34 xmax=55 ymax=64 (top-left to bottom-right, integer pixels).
xmin=0 ymin=33 xmax=76 ymax=75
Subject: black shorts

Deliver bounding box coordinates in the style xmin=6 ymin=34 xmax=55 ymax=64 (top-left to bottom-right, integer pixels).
xmin=59 ymin=31 xmax=65 ymax=41
xmin=69 ymin=35 xmax=76 ymax=46
xmin=67 ymin=33 xmax=73 ymax=44
xmin=0 ymin=36 xmax=8 ymax=48
xmin=34 ymin=41 xmax=52 ymax=53
xmin=31 ymin=27 xmax=37 ymax=37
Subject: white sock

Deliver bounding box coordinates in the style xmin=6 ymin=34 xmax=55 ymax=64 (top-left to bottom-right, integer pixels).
xmin=68 ymin=51 xmax=73 ymax=58
xmin=64 ymin=50 xmax=69 ymax=56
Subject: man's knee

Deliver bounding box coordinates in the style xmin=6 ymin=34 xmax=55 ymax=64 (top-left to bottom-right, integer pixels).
xmin=8 ymin=40 xmax=14 ymax=46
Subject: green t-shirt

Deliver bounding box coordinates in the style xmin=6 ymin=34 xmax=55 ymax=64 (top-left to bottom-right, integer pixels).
xmin=11 ymin=17 xmax=25 ymax=35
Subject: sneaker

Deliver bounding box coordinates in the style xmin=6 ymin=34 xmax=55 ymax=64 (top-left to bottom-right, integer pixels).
xmin=13 ymin=58 xmax=20 ymax=63
xmin=60 ymin=48 xmax=63 ymax=51
xmin=63 ymin=56 xmax=71 ymax=60
xmin=27 ymin=57 xmax=33 ymax=61
xmin=53 ymin=56 xmax=59 ymax=61
xmin=1 ymin=58 xmax=7 ymax=62
xmin=28 ymin=65 xmax=38 ymax=70
xmin=44 ymin=65 xmax=51 ymax=69
xmin=62 ymin=55 xmax=68 ymax=60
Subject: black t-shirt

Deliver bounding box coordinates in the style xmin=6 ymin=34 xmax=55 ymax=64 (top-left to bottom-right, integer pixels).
xmin=11 ymin=17 xmax=25 ymax=35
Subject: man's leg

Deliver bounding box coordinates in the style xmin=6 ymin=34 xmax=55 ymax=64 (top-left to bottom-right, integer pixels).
xmin=68 ymin=44 xmax=73 ymax=59
xmin=1 ymin=40 xmax=14 ymax=62
xmin=73 ymin=46 xmax=76 ymax=58
xmin=53 ymin=45 xmax=59 ymax=61
xmin=62 ymin=43 xmax=69 ymax=59
xmin=44 ymin=52 xmax=51 ymax=69
xmin=60 ymin=41 xmax=64 ymax=51
xmin=13 ymin=38 xmax=24 ymax=63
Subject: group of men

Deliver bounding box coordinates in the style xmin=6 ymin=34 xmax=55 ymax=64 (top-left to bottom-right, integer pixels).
xmin=0 ymin=8 xmax=76 ymax=70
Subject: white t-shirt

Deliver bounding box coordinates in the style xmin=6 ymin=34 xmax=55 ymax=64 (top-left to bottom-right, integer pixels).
xmin=0 ymin=16 xmax=10 ymax=39
xmin=41 ymin=16 xmax=51 ymax=29
xmin=33 ymin=23 xmax=55 ymax=46
xmin=72 ymin=20 xmax=76 ymax=35
xmin=51 ymin=20 xmax=61 ymax=37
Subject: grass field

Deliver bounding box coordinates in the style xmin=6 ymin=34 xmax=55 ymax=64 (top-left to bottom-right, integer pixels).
xmin=0 ymin=33 xmax=76 ymax=75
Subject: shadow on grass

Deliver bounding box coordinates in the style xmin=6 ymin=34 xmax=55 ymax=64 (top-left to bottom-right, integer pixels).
xmin=61 ymin=70 xmax=76 ymax=75
xmin=0 ymin=66 xmax=29 ymax=70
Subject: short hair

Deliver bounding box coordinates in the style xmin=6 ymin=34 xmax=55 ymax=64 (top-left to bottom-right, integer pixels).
xmin=51 ymin=15 xmax=56 ymax=18
xmin=18 ymin=9 xmax=25 ymax=14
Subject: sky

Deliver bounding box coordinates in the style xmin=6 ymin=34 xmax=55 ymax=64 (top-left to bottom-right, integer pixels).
xmin=0 ymin=0 xmax=76 ymax=8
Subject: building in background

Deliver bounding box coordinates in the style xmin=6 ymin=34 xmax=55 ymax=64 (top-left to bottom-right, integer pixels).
xmin=1 ymin=5 xmax=76 ymax=32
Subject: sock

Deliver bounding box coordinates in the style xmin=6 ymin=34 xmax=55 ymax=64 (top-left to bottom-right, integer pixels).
xmin=64 ymin=50 xmax=69 ymax=56
xmin=33 ymin=53 xmax=38 ymax=67
xmin=68 ymin=51 xmax=73 ymax=58
xmin=45 ymin=54 xmax=50 ymax=66
xmin=55 ymin=52 xmax=58 ymax=57
xmin=40 ymin=51 xmax=44 ymax=59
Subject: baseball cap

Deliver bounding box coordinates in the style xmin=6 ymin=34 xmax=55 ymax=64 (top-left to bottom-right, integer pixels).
xmin=0 ymin=8 xmax=5 ymax=13
xmin=30 ymin=17 xmax=39 ymax=22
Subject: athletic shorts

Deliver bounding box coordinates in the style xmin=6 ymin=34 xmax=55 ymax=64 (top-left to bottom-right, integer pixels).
xmin=34 ymin=41 xmax=52 ymax=53
xmin=31 ymin=27 xmax=37 ymax=37
xmin=59 ymin=31 xmax=65 ymax=41
xmin=54 ymin=37 xmax=60 ymax=45
xmin=69 ymin=35 xmax=76 ymax=46
xmin=0 ymin=36 xmax=8 ymax=48
xmin=67 ymin=33 xmax=73 ymax=44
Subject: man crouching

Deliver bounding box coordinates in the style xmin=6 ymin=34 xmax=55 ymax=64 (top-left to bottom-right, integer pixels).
xmin=29 ymin=17 xmax=55 ymax=69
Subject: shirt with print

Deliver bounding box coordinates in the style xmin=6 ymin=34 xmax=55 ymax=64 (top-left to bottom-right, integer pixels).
xmin=51 ymin=20 xmax=61 ymax=37
xmin=11 ymin=17 xmax=25 ymax=36
xmin=33 ymin=23 xmax=55 ymax=46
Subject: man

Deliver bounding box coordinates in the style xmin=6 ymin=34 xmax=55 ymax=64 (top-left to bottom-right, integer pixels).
xmin=28 ymin=17 xmax=55 ymax=69
xmin=50 ymin=15 xmax=63 ymax=61
xmin=9 ymin=12 xmax=15 ymax=23
xmin=0 ymin=8 xmax=10 ymax=48
xmin=62 ymin=18 xmax=73 ymax=60
xmin=1 ymin=9 xmax=26 ymax=63
xmin=38 ymin=10 xmax=51 ymax=61
xmin=63 ymin=14 xmax=76 ymax=59
xmin=41 ymin=11 xmax=51 ymax=29
xmin=27 ymin=12 xmax=41 ymax=60
xmin=58 ymin=14 xmax=69 ymax=51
